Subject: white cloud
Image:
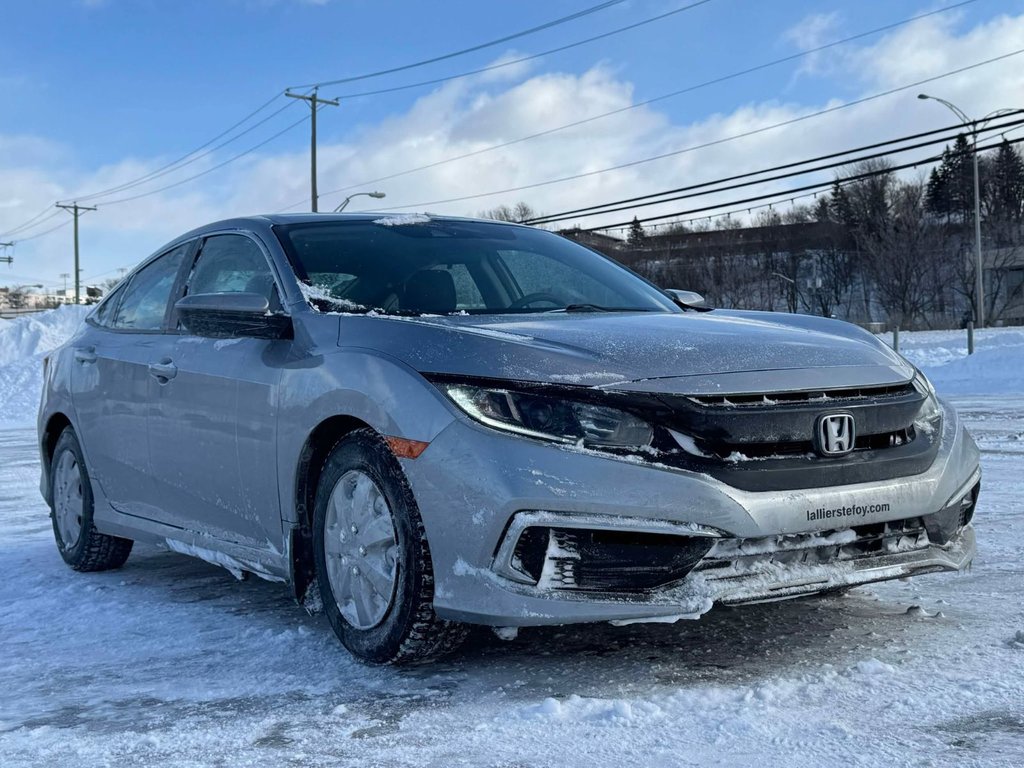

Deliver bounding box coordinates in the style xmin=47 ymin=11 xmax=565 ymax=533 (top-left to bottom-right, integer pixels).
xmin=3 ymin=9 xmax=1024 ymax=287
xmin=783 ymin=11 xmax=843 ymax=79
xmin=785 ymin=11 xmax=842 ymax=50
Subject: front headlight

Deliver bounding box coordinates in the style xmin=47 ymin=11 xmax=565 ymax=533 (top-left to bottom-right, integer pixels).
xmin=440 ymin=383 xmax=654 ymax=449
xmin=912 ymin=370 xmax=942 ymax=428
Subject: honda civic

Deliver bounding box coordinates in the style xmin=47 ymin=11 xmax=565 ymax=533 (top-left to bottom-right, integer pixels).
xmin=38 ymin=213 xmax=980 ymax=663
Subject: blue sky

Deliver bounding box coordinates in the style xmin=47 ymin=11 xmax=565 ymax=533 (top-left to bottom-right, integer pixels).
xmin=2 ymin=0 xmax=1023 ymax=286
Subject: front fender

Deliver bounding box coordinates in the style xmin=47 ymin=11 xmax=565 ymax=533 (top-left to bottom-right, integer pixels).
xmin=275 ymin=346 xmax=456 ymax=524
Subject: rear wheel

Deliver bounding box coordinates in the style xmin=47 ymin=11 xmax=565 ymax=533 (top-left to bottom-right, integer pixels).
xmin=50 ymin=427 xmax=133 ymax=571
xmin=313 ymin=429 xmax=467 ymax=664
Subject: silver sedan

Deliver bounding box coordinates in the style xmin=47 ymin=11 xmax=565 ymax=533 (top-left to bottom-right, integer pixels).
xmin=38 ymin=213 xmax=980 ymax=663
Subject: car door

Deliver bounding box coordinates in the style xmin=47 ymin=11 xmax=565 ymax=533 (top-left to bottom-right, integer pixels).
xmin=146 ymin=232 xmax=286 ymax=549
xmin=70 ymin=243 xmax=191 ymax=518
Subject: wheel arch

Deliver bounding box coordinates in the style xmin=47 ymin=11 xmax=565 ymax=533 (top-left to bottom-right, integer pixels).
xmin=40 ymin=411 xmax=74 ymax=506
xmin=289 ymin=414 xmax=376 ymax=603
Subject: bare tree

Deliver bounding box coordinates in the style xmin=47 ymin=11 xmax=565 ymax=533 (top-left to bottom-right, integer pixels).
xmin=478 ymin=201 xmax=539 ymax=223
xmin=859 ymin=181 xmax=946 ymax=328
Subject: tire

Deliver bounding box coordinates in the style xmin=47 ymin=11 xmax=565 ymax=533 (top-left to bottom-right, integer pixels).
xmin=50 ymin=427 xmax=133 ymax=571
xmin=313 ymin=428 xmax=467 ymax=664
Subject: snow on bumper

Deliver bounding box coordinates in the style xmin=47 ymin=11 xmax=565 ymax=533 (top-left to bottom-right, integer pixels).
xmin=401 ymin=400 xmax=979 ymax=627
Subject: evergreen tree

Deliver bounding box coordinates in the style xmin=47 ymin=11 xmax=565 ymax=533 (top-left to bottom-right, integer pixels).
xmin=812 ymin=195 xmax=832 ymax=223
xmin=925 ymin=134 xmax=974 ymax=222
xmin=828 ymin=181 xmax=853 ymax=226
xmin=627 ymin=217 xmax=646 ymax=247
xmin=985 ymin=139 xmax=1024 ymax=224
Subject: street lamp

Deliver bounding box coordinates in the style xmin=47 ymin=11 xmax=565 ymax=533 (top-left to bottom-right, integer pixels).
xmin=333 ymin=191 xmax=386 ymax=212
xmin=917 ymin=95 xmax=1018 ymax=327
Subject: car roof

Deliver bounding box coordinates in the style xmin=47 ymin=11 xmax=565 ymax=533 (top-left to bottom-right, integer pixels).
xmin=179 ymin=212 xmax=528 ymax=236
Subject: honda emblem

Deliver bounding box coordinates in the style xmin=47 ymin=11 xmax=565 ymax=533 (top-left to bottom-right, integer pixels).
xmin=816 ymin=413 xmax=856 ymax=456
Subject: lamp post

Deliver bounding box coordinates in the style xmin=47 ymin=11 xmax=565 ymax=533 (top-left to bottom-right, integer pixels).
xmin=334 ymin=191 xmax=386 ymax=212
xmin=917 ymin=96 xmax=1018 ymax=327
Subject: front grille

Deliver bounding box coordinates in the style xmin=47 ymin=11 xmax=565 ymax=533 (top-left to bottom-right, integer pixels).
xmin=652 ymin=380 xmax=933 ymax=491
xmin=695 ymin=517 xmax=931 ymax=576
xmin=686 ymin=382 xmax=916 ymax=408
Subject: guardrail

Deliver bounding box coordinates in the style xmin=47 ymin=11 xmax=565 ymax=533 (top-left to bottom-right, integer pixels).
xmin=0 ymin=307 xmax=55 ymax=320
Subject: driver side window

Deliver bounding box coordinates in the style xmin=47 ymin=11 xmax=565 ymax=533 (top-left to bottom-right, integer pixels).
xmin=187 ymin=234 xmax=281 ymax=310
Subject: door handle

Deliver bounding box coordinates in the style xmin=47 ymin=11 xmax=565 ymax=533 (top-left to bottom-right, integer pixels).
xmin=73 ymin=347 xmax=97 ymax=364
xmin=148 ymin=360 xmax=178 ymax=381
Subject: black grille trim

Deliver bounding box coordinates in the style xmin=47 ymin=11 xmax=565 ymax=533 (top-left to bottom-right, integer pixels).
xmin=686 ymin=381 xmax=916 ymax=408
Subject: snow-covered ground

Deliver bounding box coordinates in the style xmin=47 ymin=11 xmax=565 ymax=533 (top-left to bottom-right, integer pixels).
xmin=0 ymin=311 xmax=1022 ymax=766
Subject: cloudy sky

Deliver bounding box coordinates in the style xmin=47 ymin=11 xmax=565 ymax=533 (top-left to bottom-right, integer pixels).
xmin=2 ymin=0 xmax=1023 ymax=288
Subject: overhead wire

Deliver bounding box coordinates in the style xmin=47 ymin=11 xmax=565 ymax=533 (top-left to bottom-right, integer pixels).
xmin=287 ymin=0 xmax=632 ymax=89
xmin=374 ymin=47 xmax=1024 ymax=212
xmin=0 ymin=208 xmax=62 ymax=239
xmin=307 ymin=1 xmax=976 ymax=209
xmin=63 ymin=94 xmax=297 ymax=204
xmin=11 ymin=218 xmax=73 ymax=243
xmin=1 ymin=92 xmax=291 ymax=240
xmin=97 ymin=106 xmax=328 ymax=207
xmin=584 ymin=134 xmax=1024 ymax=232
xmin=328 ymin=0 xmax=716 ymax=99
xmin=524 ymin=114 xmax=1024 ymax=225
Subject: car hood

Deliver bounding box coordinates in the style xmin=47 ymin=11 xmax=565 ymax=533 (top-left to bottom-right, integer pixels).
xmin=333 ymin=309 xmax=914 ymax=395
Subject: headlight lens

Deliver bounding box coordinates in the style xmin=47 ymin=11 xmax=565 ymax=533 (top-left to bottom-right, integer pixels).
xmin=912 ymin=370 xmax=942 ymax=426
xmin=441 ymin=383 xmax=654 ymax=449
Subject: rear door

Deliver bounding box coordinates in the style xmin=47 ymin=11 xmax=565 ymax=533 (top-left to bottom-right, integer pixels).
xmin=146 ymin=232 xmax=286 ymax=549
xmin=70 ymin=243 xmax=191 ymax=517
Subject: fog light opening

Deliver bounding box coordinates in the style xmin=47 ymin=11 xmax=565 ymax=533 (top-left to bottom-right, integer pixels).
xmin=510 ymin=526 xmax=715 ymax=593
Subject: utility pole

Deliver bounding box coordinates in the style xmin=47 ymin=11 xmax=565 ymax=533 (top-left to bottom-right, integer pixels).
xmin=59 ymin=272 xmax=70 ymax=297
xmin=285 ymin=88 xmax=339 ymax=212
xmin=0 ymin=242 xmax=12 ymax=266
xmin=55 ymin=202 xmax=97 ymax=304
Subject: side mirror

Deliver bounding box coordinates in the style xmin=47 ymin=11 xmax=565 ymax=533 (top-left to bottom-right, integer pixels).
xmin=175 ymin=292 xmax=292 ymax=340
xmin=665 ymin=288 xmax=711 ymax=311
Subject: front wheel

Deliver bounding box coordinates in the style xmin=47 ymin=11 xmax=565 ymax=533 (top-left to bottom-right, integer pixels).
xmin=50 ymin=427 xmax=133 ymax=571
xmin=312 ymin=429 xmax=467 ymax=664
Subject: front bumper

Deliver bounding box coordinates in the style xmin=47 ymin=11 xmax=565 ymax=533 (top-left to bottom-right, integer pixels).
xmin=401 ymin=399 xmax=980 ymax=626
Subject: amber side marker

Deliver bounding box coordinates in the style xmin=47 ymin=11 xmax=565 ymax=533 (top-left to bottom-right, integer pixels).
xmin=385 ymin=436 xmax=430 ymax=459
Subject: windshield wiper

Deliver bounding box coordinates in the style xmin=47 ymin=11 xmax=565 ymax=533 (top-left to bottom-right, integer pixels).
xmin=553 ymin=304 xmax=658 ymax=313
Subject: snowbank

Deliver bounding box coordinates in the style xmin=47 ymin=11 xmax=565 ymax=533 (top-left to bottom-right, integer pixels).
xmin=0 ymin=306 xmax=89 ymax=426
xmin=885 ymin=327 xmax=1024 ymax=396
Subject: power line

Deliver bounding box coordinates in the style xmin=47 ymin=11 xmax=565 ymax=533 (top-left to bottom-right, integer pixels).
xmin=307 ymin=1 xmax=977 ymax=210
xmin=64 ymin=95 xmax=296 ymax=204
xmin=288 ymin=0 xmax=631 ymax=90
xmin=0 ymin=207 xmax=61 ymax=239
xmin=584 ymin=134 xmax=1024 ymax=233
xmin=330 ymin=0 xmax=716 ymax=100
xmin=1 ymin=92 xmax=291 ymax=239
xmin=525 ymin=114 xmax=1024 ymax=225
xmin=377 ymin=47 xmax=1024 ymax=212
xmin=13 ymin=219 xmax=72 ymax=243
xmin=98 ymin=108 xmax=320 ymax=207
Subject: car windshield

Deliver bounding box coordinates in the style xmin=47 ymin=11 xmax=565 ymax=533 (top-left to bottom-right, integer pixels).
xmin=274 ymin=217 xmax=679 ymax=316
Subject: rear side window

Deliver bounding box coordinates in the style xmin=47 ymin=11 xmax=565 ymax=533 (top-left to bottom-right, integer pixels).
xmin=113 ymin=244 xmax=189 ymax=331
xmin=187 ymin=234 xmax=280 ymax=310
xmin=90 ymin=282 xmax=126 ymax=327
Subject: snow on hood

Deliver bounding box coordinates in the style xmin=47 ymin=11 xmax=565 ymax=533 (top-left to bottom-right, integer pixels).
xmin=334 ymin=309 xmax=914 ymax=395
